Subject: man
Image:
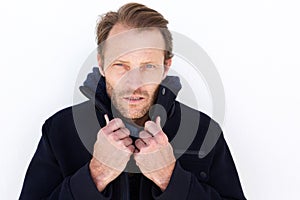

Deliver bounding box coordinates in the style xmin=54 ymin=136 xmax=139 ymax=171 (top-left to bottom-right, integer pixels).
xmin=20 ymin=3 xmax=246 ymax=200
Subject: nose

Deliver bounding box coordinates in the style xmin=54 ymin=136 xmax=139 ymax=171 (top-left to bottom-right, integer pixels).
xmin=122 ymin=68 xmax=144 ymax=90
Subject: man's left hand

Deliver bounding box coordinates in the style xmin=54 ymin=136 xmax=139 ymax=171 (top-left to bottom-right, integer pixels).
xmin=133 ymin=116 xmax=176 ymax=191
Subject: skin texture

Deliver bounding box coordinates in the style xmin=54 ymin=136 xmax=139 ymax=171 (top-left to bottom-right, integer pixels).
xmin=90 ymin=118 xmax=135 ymax=192
xmin=134 ymin=116 xmax=176 ymax=191
xmin=90 ymin=23 xmax=175 ymax=192
xmin=104 ymin=49 xmax=164 ymax=121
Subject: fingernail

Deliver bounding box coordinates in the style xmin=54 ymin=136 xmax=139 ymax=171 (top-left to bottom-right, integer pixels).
xmin=104 ymin=114 xmax=109 ymax=125
xmin=157 ymin=116 xmax=161 ymax=125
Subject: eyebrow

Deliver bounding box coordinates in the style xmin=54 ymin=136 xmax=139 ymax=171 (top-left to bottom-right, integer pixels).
xmin=113 ymin=60 xmax=130 ymax=64
xmin=140 ymin=61 xmax=156 ymax=64
xmin=113 ymin=60 xmax=159 ymax=65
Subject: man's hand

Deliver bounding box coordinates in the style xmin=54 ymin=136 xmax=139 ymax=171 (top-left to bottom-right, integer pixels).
xmin=134 ymin=116 xmax=176 ymax=191
xmin=90 ymin=116 xmax=135 ymax=192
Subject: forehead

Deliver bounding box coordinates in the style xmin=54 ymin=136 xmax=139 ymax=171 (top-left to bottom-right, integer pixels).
xmin=103 ymin=24 xmax=165 ymax=66
xmin=107 ymin=23 xmax=164 ymax=41
xmin=114 ymin=48 xmax=165 ymax=63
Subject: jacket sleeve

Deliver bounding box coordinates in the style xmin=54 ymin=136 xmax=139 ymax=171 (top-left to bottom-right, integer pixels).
xmin=151 ymin=134 xmax=247 ymax=200
xmin=19 ymin=119 xmax=112 ymax=200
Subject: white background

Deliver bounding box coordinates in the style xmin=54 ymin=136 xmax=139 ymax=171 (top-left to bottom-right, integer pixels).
xmin=1 ymin=0 xmax=300 ymax=199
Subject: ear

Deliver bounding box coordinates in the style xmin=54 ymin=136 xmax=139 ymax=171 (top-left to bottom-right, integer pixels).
xmin=97 ymin=54 xmax=105 ymax=77
xmin=162 ymin=58 xmax=172 ymax=79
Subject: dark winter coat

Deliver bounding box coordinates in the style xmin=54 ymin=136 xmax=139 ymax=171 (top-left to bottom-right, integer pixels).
xmin=20 ymin=67 xmax=246 ymax=199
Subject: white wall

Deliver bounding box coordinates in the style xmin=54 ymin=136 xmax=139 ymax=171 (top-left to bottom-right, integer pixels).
xmin=1 ymin=0 xmax=299 ymax=199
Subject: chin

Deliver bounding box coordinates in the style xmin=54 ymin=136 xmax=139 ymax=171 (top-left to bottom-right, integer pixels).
xmin=117 ymin=107 xmax=148 ymax=119
xmin=122 ymin=111 xmax=147 ymax=120
xmin=113 ymin=100 xmax=152 ymax=120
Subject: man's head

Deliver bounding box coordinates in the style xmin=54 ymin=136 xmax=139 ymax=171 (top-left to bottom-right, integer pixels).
xmin=95 ymin=3 xmax=173 ymax=122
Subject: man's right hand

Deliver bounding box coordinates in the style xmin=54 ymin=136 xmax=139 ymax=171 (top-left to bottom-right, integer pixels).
xmin=89 ymin=117 xmax=134 ymax=192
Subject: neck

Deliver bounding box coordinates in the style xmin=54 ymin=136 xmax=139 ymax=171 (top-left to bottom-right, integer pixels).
xmin=132 ymin=114 xmax=150 ymax=127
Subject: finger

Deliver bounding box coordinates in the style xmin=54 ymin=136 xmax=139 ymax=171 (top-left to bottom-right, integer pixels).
xmin=104 ymin=114 xmax=110 ymax=125
xmin=142 ymin=136 xmax=155 ymax=146
xmin=139 ymin=133 xmax=155 ymax=147
xmin=126 ymin=144 xmax=135 ymax=153
xmin=144 ymin=120 xmax=161 ymax=136
xmin=117 ymin=127 xmax=131 ymax=138
xmin=139 ymin=130 xmax=153 ymax=139
xmin=105 ymin=118 xmax=125 ymax=133
xmin=119 ymin=137 xmax=133 ymax=147
xmin=156 ymin=116 xmax=161 ymax=129
xmin=111 ymin=128 xmax=130 ymax=140
xmin=139 ymin=130 xmax=153 ymax=146
xmin=135 ymin=138 xmax=147 ymax=150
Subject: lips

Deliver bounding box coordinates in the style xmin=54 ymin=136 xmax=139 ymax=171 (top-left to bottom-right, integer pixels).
xmin=123 ymin=96 xmax=145 ymax=103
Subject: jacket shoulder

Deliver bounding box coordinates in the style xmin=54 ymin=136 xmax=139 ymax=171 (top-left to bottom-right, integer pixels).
xmin=45 ymin=100 xmax=94 ymax=123
xmin=41 ymin=100 xmax=97 ymax=144
xmin=176 ymin=101 xmax=222 ymax=131
xmin=41 ymin=100 xmax=97 ymax=161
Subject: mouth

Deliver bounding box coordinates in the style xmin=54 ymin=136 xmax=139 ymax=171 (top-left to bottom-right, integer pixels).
xmin=123 ymin=96 xmax=145 ymax=104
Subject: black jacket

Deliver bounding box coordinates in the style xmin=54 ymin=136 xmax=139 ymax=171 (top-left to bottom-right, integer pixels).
xmin=20 ymin=68 xmax=246 ymax=199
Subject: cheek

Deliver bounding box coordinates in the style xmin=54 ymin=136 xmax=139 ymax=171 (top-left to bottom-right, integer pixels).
xmin=144 ymin=84 xmax=160 ymax=95
xmin=104 ymin=75 xmax=119 ymax=98
xmin=105 ymin=73 xmax=121 ymax=89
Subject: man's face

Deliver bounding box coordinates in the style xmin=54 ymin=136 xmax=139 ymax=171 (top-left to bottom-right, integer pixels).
xmin=98 ymin=24 xmax=171 ymax=120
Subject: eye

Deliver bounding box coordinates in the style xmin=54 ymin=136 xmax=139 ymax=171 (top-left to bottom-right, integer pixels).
xmin=112 ymin=63 xmax=129 ymax=70
xmin=111 ymin=63 xmax=130 ymax=74
xmin=113 ymin=63 xmax=124 ymax=67
xmin=143 ymin=64 xmax=156 ymax=70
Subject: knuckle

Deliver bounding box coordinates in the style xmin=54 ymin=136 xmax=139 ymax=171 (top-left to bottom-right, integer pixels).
xmin=136 ymin=140 xmax=144 ymax=149
xmin=114 ymin=118 xmax=123 ymax=127
xmin=148 ymin=138 xmax=155 ymax=146
xmin=130 ymin=145 xmax=135 ymax=151
xmin=100 ymin=126 xmax=108 ymax=134
xmin=108 ymin=119 xmax=117 ymax=130
xmin=127 ymin=137 xmax=133 ymax=144
xmin=139 ymin=131 xmax=144 ymax=138
xmin=135 ymin=139 xmax=140 ymax=146
xmin=126 ymin=145 xmax=134 ymax=154
xmin=109 ymin=133 xmax=118 ymax=141
xmin=140 ymin=131 xmax=151 ymax=139
xmin=121 ymin=138 xmax=129 ymax=145
xmin=124 ymin=128 xmax=130 ymax=135
xmin=120 ymin=128 xmax=129 ymax=136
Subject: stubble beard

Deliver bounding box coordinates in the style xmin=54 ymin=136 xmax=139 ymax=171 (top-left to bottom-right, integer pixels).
xmin=106 ymin=81 xmax=158 ymax=120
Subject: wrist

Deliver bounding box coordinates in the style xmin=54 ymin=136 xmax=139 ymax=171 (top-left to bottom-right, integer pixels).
xmin=89 ymin=158 xmax=110 ymax=192
xmin=152 ymin=162 xmax=175 ymax=191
